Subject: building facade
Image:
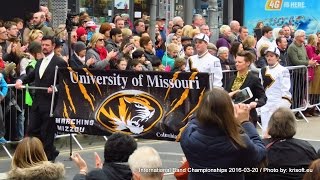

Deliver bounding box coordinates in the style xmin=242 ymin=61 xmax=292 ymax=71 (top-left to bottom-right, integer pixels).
xmin=76 ymin=0 xmax=230 ymax=25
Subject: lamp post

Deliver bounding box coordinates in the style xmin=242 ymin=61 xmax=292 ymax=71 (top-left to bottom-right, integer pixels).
xmin=150 ymin=0 xmax=157 ymax=43
xmin=207 ymin=0 xmax=219 ymax=43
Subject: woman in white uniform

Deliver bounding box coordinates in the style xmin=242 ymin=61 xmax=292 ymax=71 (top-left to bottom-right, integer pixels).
xmin=259 ymin=46 xmax=292 ymax=136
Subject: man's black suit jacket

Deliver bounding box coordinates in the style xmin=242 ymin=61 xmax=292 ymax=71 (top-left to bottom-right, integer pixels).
xmin=21 ymin=55 xmax=68 ymax=112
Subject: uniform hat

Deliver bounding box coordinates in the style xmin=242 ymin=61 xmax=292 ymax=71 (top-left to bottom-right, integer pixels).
xmin=86 ymin=21 xmax=97 ymax=28
xmin=193 ymin=33 xmax=209 ymax=43
xmin=74 ymin=41 xmax=87 ymax=54
xmin=265 ymin=46 xmax=280 ymax=57
xmin=28 ymin=41 xmax=42 ymax=54
xmin=76 ymin=27 xmax=87 ymax=38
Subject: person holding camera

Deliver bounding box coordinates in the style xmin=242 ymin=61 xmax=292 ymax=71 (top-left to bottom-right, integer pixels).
xmin=180 ymin=88 xmax=266 ymax=180
xmin=225 ymin=51 xmax=267 ymax=127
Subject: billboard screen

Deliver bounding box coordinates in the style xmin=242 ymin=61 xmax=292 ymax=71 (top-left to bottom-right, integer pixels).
xmin=244 ymin=0 xmax=320 ymax=35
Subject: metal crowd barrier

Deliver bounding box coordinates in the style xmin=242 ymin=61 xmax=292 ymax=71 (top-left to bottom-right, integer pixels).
xmin=0 ymin=85 xmax=96 ymax=159
xmin=221 ymin=66 xmax=310 ymax=122
xmin=287 ymin=66 xmax=309 ymax=122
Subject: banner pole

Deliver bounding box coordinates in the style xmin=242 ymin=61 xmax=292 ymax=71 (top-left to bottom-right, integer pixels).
xmin=50 ymin=66 xmax=59 ymax=117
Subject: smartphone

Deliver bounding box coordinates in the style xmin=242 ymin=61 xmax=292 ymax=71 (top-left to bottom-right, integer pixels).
xmin=232 ymin=87 xmax=253 ymax=104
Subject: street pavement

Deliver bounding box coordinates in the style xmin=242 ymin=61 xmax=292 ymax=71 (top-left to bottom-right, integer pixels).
xmin=0 ymin=116 xmax=319 ymax=180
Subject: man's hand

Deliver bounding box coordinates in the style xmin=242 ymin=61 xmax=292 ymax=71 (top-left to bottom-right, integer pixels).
xmin=94 ymin=152 xmax=102 ymax=169
xmin=249 ymin=101 xmax=257 ymax=109
xmin=48 ymin=86 xmax=53 ymax=93
xmin=15 ymin=79 xmax=23 ymax=89
xmin=48 ymin=86 xmax=57 ymax=93
xmin=71 ymin=153 xmax=88 ymax=173
xmin=144 ymin=60 xmax=151 ymax=65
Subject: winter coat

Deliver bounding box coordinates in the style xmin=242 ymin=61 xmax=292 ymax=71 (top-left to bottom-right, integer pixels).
xmin=7 ymin=161 xmax=65 ymax=180
xmin=180 ymin=118 xmax=266 ymax=180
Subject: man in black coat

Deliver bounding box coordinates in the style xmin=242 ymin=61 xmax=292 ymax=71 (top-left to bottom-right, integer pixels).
xmin=15 ymin=36 xmax=68 ymax=161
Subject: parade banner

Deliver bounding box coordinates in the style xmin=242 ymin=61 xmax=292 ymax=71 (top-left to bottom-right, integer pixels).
xmin=244 ymin=0 xmax=320 ymax=35
xmin=54 ymin=68 xmax=209 ymax=141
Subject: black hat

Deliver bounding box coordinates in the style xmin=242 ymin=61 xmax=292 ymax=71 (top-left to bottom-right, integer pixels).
xmin=181 ymin=36 xmax=193 ymax=42
xmin=54 ymin=38 xmax=65 ymax=47
xmin=28 ymin=41 xmax=42 ymax=54
xmin=156 ymin=16 xmax=166 ymax=21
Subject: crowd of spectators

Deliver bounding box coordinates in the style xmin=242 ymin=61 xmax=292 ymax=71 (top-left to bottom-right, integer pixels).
xmin=0 ymin=4 xmax=319 ymax=180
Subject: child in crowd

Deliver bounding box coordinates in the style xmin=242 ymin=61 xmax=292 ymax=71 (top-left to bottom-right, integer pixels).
xmin=130 ymin=59 xmax=143 ymax=71
xmin=116 ymin=57 xmax=128 ymax=70
xmin=152 ymin=59 xmax=165 ymax=71
xmin=183 ymin=44 xmax=194 ymax=61
xmin=172 ymin=57 xmax=186 ymax=72
xmin=132 ymin=49 xmax=153 ymax=71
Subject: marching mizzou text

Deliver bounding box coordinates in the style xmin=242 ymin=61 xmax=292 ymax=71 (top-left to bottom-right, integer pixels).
xmin=55 ymin=118 xmax=95 ymax=133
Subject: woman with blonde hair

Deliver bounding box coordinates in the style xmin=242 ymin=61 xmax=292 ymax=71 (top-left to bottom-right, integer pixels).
xmin=182 ymin=25 xmax=194 ymax=38
xmin=242 ymin=35 xmax=257 ymax=59
xmin=28 ymin=29 xmax=43 ymax=43
xmin=132 ymin=35 xmax=141 ymax=48
xmin=55 ymin=24 xmax=67 ymax=41
xmin=121 ymin=28 xmax=132 ymax=40
xmin=7 ymin=137 xmax=65 ymax=179
xmin=180 ymin=88 xmax=266 ymax=179
xmin=86 ymin=33 xmax=117 ymax=70
xmin=190 ymin=28 xmax=200 ymax=38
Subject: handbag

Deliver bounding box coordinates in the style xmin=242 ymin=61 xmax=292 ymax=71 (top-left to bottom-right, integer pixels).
xmin=174 ymin=160 xmax=189 ymax=180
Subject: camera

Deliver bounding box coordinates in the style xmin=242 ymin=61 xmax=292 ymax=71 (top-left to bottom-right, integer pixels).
xmin=66 ymin=12 xmax=78 ymax=32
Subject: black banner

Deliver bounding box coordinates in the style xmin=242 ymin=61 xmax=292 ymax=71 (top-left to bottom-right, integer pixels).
xmin=54 ymin=68 xmax=209 ymax=141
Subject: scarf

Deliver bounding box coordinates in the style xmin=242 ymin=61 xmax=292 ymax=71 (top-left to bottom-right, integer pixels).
xmin=95 ymin=47 xmax=107 ymax=60
xmin=75 ymin=53 xmax=86 ymax=65
xmin=231 ymin=71 xmax=249 ymax=91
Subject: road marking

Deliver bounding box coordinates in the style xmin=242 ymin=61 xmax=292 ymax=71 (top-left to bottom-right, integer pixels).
xmin=164 ymin=172 xmax=175 ymax=176
xmin=296 ymin=138 xmax=320 ymax=142
xmin=158 ymin=152 xmax=184 ymax=156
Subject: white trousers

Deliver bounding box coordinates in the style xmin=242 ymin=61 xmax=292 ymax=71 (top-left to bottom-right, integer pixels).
xmin=260 ymin=99 xmax=291 ymax=135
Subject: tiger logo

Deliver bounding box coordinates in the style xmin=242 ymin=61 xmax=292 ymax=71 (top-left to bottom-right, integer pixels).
xmin=96 ymin=90 xmax=163 ymax=134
